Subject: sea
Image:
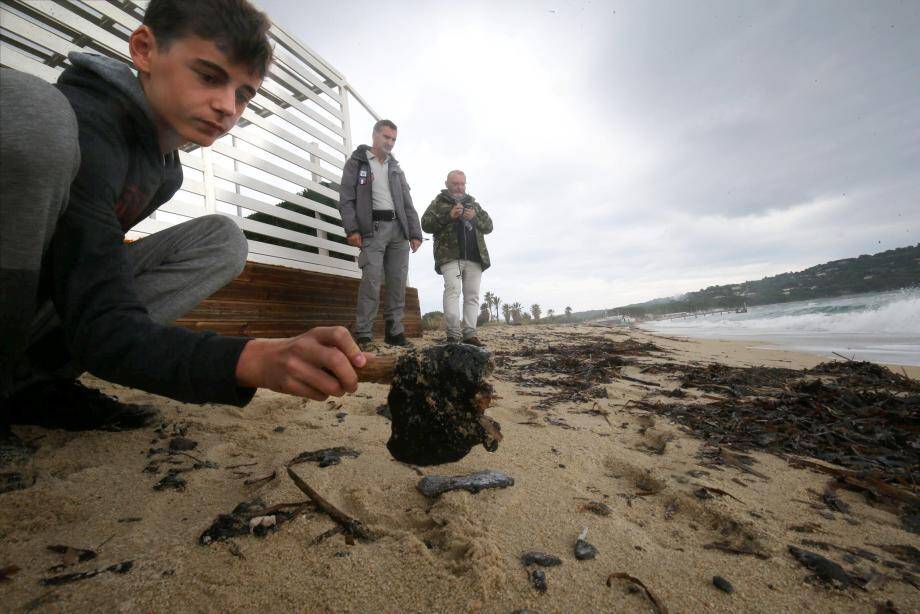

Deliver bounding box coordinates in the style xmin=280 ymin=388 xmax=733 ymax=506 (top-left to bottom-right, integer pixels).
xmin=640 ymin=288 xmax=920 ymax=366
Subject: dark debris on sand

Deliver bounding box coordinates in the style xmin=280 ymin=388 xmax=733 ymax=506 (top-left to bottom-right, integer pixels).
xmin=632 ymin=360 xmax=919 ymax=532
xmin=493 ymin=331 xmax=666 ymax=409
xmin=288 ymin=447 xmax=360 ymax=468
xmin=199 ymin=498 xmax=306 ymax=545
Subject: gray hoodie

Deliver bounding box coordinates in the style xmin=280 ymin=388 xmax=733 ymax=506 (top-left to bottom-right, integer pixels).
xmin=44 ymin=53 xmax=255 ymax=405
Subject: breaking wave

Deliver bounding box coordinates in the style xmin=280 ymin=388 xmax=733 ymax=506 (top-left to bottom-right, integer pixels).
xmin=647 ymin=289 xmax=920 ymax=336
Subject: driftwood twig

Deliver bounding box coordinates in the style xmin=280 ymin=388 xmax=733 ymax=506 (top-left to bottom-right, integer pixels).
xmin=286 ymin=467 xmax=373 ymax=540
xmin=606 ymin=572 xmax=668 ymax=614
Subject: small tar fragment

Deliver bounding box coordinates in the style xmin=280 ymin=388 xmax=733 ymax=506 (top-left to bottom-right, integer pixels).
xmin=582 ymin=499 xmax=613 ymax=516
xmin=531 ymin=569 xmax=547 ymax=592
xmin=417 ymin=470 xmax=514 ymax=497
xmin=574 ymin=528 xmax=598 ymax=561
xmin=713 ymin=575 xmax=734 ymax=593
xmin=521 ymin=552 xmax=562 ymax=567
xmin=153 ymin=471 xmax=186 ymax=491
xmin=168 ymin=437 xmax=197 ymax=451
xmin=694 ymin=488 xmax=714 ymax=500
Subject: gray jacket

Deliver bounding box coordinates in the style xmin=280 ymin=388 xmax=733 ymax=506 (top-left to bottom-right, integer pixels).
xmin=338 ymin=145 xmax=422 ymax=241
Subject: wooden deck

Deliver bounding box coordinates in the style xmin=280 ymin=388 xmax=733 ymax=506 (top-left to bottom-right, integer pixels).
xmin=176 ymin=262 xmax=422 ymax=338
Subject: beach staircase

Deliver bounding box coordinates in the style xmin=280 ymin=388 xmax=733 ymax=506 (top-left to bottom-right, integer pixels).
xmin=176 ymin=261 xmax=422 ymax=339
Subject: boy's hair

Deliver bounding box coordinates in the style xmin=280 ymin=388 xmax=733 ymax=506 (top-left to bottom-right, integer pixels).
xmin=143 ymin=0 xmax=274 ymax=78
xmin=373 ymin=119 xmax=398 ymax=133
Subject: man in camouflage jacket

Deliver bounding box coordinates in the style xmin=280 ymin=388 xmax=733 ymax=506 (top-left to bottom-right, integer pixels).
xmin=421 ymin=170 xmax=492 ymax=345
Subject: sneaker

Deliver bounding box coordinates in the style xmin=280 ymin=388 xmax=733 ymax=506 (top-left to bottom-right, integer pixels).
xmin=462 ymin=336 xmax=485 ymax=347
xmin=5 ymin=380 xmax=160 ymax=431
xmin=445 ymin=336 xmax=461 ymax=345
xmin=355 ymin=336 xmax=374 ymax=351
xmin=0 ymin=424 xmax=35 ymax=494
xmin=384 ymin=332 xmax=412 ymax=348
xmin=384 ymin=333 xmax=412 ymax=348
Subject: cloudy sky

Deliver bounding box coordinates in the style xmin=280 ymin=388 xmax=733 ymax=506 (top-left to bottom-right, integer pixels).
xmin=258 ymin=0 xmax=919 ymax=315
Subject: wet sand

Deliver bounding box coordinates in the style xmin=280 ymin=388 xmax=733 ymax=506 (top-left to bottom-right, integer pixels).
xmin=1 ymin=324 xmax=917 ymax=613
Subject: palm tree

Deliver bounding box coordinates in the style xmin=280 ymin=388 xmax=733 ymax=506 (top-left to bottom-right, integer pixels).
xmin=530 ymin=304 xmax=541 ymax=320
xmin=483 ymin=291 xmax=495 ymax=316
xmin=510 ymin=302 xmax=523 ymax=324
xmin=547 ymin=309 xmax=555 ymax=318
xmin=491 ymin=295 xmax=502 ymax=321
xmin=564 ymin=306 xmax=573 ymax=317
xmin=501 ymin=303 xmax=512 ymax=324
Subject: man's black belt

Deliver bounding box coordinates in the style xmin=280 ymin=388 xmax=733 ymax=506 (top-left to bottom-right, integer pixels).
xmin=372 ymin=210 xmax=397 ymax=221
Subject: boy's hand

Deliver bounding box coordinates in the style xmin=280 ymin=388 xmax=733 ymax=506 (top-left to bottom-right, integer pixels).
xmin=346 ymin=233 xmax=363 ymax=248
xmin=235 ymin=327 xmax=369 ymax=400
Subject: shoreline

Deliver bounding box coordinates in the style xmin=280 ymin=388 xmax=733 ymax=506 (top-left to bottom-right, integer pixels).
xmin=1 ymin=324 xmax=917 ymax=613
xmin=634 ymin=326 xmax=920 ymax=376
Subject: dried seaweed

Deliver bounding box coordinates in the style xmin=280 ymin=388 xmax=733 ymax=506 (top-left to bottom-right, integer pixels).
xmin=40 ymin=561 xmax=133 ymax=586
xmin=631 ymin=360 xmax=918 ymax=534
xmin=606 ymin=572 xmax=668 ymax=614
xmin=288 ymin=447 xmax=360 ymax=468
xmin=493 ymin=333 xmax=665 ymax=410
xmin=199 ymin=498 xmax=307 ymax=544
xmin=787 ymin=545 xmax=856 ymax=588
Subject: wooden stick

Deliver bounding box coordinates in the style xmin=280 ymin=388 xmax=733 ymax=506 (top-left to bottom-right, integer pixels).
xmin=355 ymin=355 xmax=399 ymax=384
xmin=286 ymin=467 xmax=373 ymax=540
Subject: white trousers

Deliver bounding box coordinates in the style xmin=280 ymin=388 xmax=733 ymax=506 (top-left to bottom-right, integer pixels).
xmin=441 ymin=260 xmax=482 ymax=340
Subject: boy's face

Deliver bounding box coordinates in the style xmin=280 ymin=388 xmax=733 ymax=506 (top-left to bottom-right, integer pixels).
xmin=131 ymin=29 xmax=262 ymax=148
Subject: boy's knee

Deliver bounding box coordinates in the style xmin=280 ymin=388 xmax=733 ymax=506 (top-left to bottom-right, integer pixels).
xmin=202 ymin=214 xmax=247 ymax=276
xmin=1 ymin=71 xmax=79 ymax=177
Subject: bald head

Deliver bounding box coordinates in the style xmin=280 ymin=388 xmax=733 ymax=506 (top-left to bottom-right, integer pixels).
xmin=445 ymin=170 xmax=466 ymax=197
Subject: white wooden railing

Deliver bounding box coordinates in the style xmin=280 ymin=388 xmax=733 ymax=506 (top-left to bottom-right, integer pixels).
xmin=0 ymin=0 xmax=373 ymax=278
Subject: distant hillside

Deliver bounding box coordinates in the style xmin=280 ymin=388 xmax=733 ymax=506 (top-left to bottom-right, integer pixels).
xmin=611 ymin=244 xmax=920 ymax=319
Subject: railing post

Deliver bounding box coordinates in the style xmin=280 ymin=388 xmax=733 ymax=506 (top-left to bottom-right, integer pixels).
xmin=201 ymin=146 xmax=217 ymax=215
xmin=340 ymin=85 xmax=353 ymax=155
xmin=311 ymin=146 xmax=329 ymax=257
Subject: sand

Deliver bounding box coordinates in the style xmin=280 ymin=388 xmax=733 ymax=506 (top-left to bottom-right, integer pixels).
xmin=1 ymin=324 xmax=917 ymax=613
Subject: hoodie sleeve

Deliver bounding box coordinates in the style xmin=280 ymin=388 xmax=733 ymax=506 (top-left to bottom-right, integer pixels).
xmin=49 ymin=106 xmax=255 ymax=406
xmin=337 ymin=158 xmax=360 ymax=236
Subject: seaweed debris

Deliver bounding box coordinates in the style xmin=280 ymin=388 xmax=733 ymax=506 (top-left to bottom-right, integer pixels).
xmin=199 ymin=498 xmax=308 ymax=544
xmin=633 ymin=361 xmax=918 ymax=486
xmin=493 ymin=332 xmax=665 ymax=409
xmin=633 ymin=360 xmax=919 ymax=532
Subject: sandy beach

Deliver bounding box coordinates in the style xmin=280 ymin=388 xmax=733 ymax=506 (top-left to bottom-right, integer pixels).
xmin=1 ymin=324 xmax=917 ymax=613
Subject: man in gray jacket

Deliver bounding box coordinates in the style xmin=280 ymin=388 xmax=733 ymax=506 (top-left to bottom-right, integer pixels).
xmin=338 ymin=120 xmax=422 ymax=348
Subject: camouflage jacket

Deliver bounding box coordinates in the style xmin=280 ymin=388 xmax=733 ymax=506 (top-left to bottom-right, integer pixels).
xmin=421 ymin=190 xmax=492 ymax=274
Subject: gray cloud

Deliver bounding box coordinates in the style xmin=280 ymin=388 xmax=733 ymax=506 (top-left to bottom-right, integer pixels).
xmin=257 ymin=0 xmax=920 ymax=314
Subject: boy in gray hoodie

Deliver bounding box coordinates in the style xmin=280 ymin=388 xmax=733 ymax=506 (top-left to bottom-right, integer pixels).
xmin=0 ymin=0 xmax=366 ymax=493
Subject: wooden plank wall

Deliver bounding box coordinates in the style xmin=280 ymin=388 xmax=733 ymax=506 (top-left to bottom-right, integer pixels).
xmin=176 ymin=262 xmax=422 ymax=338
